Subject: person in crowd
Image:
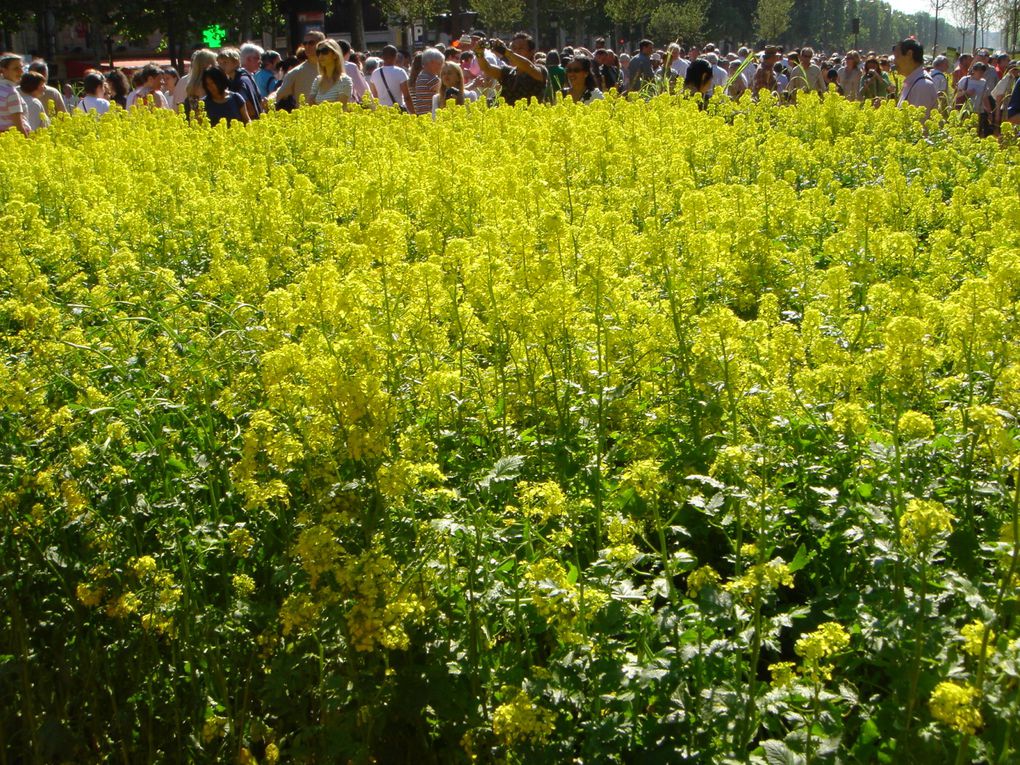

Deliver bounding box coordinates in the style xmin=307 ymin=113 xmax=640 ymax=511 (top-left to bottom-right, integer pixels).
xmin=239 ymin=42 xmax=264 ymax=79
xmin=407 ymin=51 xmax=425 ymax=113
xmin=369 ymin=44 xmax=411 ymax=112
xmin=593 ymin=49 xmax=619 ymax=92
xmin=217 ymin=47 xmax=262 ymax=118
xmin=19 ymin=70 xmax=49 ymax=130
xmin=0 ymin=53 xmax=29 ymax=135
xmin=27 ymin=60 xmax=67 ymax=113
xmin=338 ymin=40 xmax=370 ymax=104
xmin=1008 ymin=76 xmax=1020 ymax=124
xmin=413 ymin=48 xmax=442 ymax=115
xmin=473 ymin=32 xmax=548 ymax=105
xmin=837 ymin=50 xmax=863 ymax=100
xmin=667 ymin=43 xmax=688 ymax=82
xmin=859 ymin=56 xmax=888 ymax=103
xmin=161 ymin=67 xmax=179 ymax=102
xmin=991 ymin=60 xmax=1019 ymax=127
xmin=126 ymin=64 xmax=171 ymax=109
xmin=684 ymin=58 xmax=714 ymax=106
xmin=105 ymin=69 xmax=130 ymax=109
xmin=727 ymin=59 xmax=747 ymax=98
xmin=201 ymin=65 xmax=251 ymax=126
xmin=752 ymin=46 xmax=780 ymax=97
xmin=76 ymin=71 xmax=111 ymax=116
xmin=545 ymin=50 xmax=565 ymax=95
xmin=433 ymin=60 xmax=478 ymax=115
xmin=952 ymin=53 xmax=972 ymax=88
xmin=627 ymin=39 xmax=655 ymax=92
xmin=563 ymin=54 xmax=603 ymax=104
xmin=309 ymin=39 xmax=353 ymax=107
xmin=363 ymin=56 xmax=381 ymax=80
xmin=929 ymin=55 xmax=950 ymax=107
xmin=179 ymin=49 xmax=217 ymax=115
xmin=956 ymin=60 xmax=993 ymax=136
xmin=891 ymin=38 xmax=937 ymax=118
xmin=62 ymin=82 xmax=79 ymax=110
xmin=705 ymin=52 xmax=727 ymax=91
xmin=272 ymin=31 xmax=323 ymax=109
xmin=254 ymin=50 xmax=282 ymax=98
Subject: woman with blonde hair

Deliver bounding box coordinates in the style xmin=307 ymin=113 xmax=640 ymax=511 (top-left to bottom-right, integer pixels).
xmin=309 ymin=39 xmax=353 ymax=106
xmin=432 ymin=60 xmax=477 ymax=114
xmin=181 ymin=49 xmax=218 ymax=115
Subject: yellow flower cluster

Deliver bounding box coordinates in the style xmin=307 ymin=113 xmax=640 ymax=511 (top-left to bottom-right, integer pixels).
xmin=929 ymin=681 xmax=983 ymax=735
xmin=724 ymin=558 xmax=794 ymax=601
xmin=899 ymin=499 xmax=954 ymax=554
xmin=687 ymin=565 xmax=721 ymax=598
xmin=795 ymin=621 xmax=851 ymax=681
xmin=491 ymin=688 xmax=557 ymax=746
xmin=960 ymin=620 xmax=995 ymax=659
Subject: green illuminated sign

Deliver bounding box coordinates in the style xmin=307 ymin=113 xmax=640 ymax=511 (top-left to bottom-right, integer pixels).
xmin=201 ymin=24 xmax=227 ymax=48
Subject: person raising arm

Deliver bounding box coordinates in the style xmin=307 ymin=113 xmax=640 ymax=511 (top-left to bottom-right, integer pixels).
xmin=472 ymin=33 xmax=548 ymax=105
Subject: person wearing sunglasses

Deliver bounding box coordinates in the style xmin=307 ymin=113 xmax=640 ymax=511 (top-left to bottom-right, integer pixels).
xmin=271 ymin=30 xmax=325 ymax=110
xmin=563 ymin=55 xmax=603 ymax=104
xmin=309 ymin=39 xmax=353 ymax=106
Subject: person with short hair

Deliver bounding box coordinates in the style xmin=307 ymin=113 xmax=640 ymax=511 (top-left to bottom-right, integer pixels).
xmin=0 ymin=53 xmax=29 ymax=135
xmin=126 ymin=63 xmax=171 ymax=109
xmin=76 ymin=72 xmax=111 ymax=116
xmin=956 ymin=60 xmax=993 ymax=136
xmin=337 ymin=40 xmax=370 ymax=104
xmin=27 ymin=60 xmax=66 ymax=113
xmin=272 ymin=31 xmax=324 ymax=108
xmin=239 ymin=42 xmax=264 ymax=76
xmin=472 ymin=32 xmax=548 ymax=105
xmin=201 ymin=65 xmax=251 ymax=126
xmin=369 ymin=44 xmax=411 ymax=111
xmin=19 ymin=71 xmax=49 ymax=130
xmin=627 ymin=39 xmax=655 ymax=92
xmin=254 ymin=50 xmax=282 ymax=97
xmin=217 ymin=47 xmax=263 ymax=118
xmin=413 ymin=48 xmax=443 ymax=115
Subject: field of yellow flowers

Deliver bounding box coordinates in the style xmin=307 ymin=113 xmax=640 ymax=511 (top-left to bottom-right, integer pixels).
xmin=2 ymin=94 xmax=1020 ymax=764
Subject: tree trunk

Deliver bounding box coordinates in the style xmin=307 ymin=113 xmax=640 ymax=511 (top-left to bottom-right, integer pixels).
xmin=351 ymin=0 xmax=366 ymax=51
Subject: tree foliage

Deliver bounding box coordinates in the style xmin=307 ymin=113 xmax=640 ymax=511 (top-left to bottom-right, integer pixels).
xmin=647 ymin=1 xmax=707 ymax=45
xmin=754 ymin=0 xmax=795 ymax=40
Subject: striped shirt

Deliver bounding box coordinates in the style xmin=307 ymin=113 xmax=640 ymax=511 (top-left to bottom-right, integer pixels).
xmin=413 ymin=71 xmax=438 ymax=116
xmin=0 ymin=79 xmax=28 ymax=134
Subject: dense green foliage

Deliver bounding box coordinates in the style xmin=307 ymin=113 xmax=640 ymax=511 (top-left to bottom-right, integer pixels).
xmin=2 ymin=95 xmax=1020 ymax=764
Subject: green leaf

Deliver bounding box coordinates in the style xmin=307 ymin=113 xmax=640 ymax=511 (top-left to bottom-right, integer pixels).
xmin=761 ymin=739 xmax=804 ymax=765
xmin=788 ymin=544 xmax=814 ymax=573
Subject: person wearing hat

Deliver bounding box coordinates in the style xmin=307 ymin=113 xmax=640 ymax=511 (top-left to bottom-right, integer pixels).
xmin=752 ymin=46 xmax=780 ymax=97
xmin=990 ymin=59 xmax=1019 ymax=127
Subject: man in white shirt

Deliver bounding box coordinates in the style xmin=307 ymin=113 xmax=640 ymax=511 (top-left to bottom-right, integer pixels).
xmin=369 ymin=45 xmax=411 ymax=110
xmin=705 ymin=53 xmax=727 ymax=90
xmin=126 ymin=64 xmax=170 ymax=109
xmin=893 ymin=38 xmax=938 ymax=119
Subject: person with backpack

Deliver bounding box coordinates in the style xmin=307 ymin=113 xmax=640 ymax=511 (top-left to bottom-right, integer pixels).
xmin=956 ymin=61 xmax=994 ymax=136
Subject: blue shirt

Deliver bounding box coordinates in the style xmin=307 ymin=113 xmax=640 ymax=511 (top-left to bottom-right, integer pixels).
xmin=203 ymin=92 xmax=247 ymax=126
xmin=1009 ymin=78 xmax=1020 ymax=119
xmin=253 ymin=69 xmax=279 ymax=98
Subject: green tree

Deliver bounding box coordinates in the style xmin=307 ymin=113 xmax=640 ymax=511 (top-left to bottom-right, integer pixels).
xmin=647 ymin=1 xmax=707 ymax=45
xmin=754 ymin=0 xmax=794 ymax=40
xmin=471 ymin=0 xmax=527 ymax=32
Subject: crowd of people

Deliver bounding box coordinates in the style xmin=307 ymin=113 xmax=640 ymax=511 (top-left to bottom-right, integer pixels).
xmin=2 ymin=32 xmax=1020 ymax=136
